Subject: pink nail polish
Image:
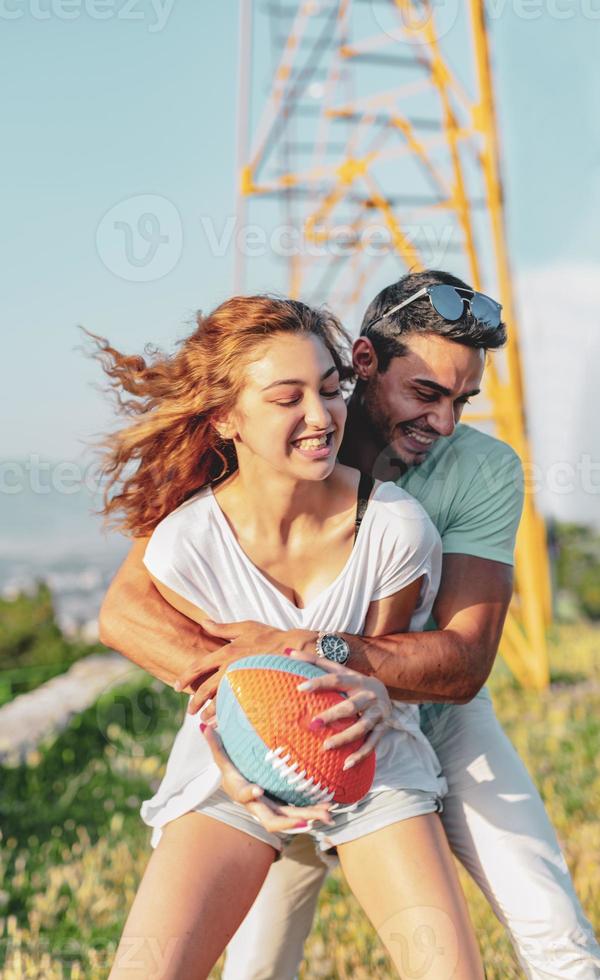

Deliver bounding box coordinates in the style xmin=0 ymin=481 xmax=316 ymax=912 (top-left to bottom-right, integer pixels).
xmin=294 ymin=820 xmax=308 ymax=829
xmin=309 ymin=718 xmax=325 ymax=732
xmin=199 ymin=723 xmax=207 ymax=733
xmin=283 ymin=647 xmax=294 ymax=656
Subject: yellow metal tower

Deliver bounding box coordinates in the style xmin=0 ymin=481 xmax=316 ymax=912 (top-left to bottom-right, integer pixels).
xmin=235 ymin=0 xmax=551 ymax=688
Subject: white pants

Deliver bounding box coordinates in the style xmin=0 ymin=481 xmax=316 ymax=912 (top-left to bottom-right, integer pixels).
xmin=223 ymin=689 xmax=599 ymax=980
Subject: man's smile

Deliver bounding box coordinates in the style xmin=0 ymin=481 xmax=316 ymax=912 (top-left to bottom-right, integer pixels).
xmin=398 ymin=421 xmax=438 ymax=452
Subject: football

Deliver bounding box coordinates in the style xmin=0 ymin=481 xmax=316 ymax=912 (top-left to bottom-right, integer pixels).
xmin=215 ymin=653 xmax=376 ymax=807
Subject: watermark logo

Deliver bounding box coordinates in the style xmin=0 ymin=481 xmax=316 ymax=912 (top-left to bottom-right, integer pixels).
xmin=95 ymin=678 xmax=181 ymax=757
xmin=369 ymin=0 xmax=460 ymax=45
xmin=380 ymin=905 xmax=459 ymax=978
xmin=96 ymin=194 xmax=182 ymax=282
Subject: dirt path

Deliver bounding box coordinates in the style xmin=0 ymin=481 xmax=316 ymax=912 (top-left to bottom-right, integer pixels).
xmin=0 ymin=653 xmax=144 ymax=765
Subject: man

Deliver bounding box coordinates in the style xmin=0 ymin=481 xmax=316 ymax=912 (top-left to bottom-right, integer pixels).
xmin=99 ymin=270 xmax=599 ymax=978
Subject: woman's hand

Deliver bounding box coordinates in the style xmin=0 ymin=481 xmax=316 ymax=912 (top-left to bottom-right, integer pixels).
xmin=290 ymin=650 xmax=396 ymax=770
xmin=199 ymin=702 xmax=334 ymax=835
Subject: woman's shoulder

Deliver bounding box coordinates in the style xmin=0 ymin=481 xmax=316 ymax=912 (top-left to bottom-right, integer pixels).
xmin=367 ymin=479 xmax=441 ymax=552
xmin=142 ymin=485 xmax=218 ymax=593
xmin=150 ymin=485 xmax=214 ymax=540
xmin=372 ymin=479 xmax=435 ymax=521
xmin=335 ymin=464 xmax=438 ymax=535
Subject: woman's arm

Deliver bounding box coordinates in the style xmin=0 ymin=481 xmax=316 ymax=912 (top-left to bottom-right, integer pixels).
xmin=362 ymin=575 xmax=425 ymax=637
xmin=147 ymin=570 xmax=212 ymax=626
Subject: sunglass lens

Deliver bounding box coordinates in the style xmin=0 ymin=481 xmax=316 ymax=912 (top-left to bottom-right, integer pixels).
xmin=470 ymin=294 xmax=502 ymax=328
xmin=429 ymin=285 xmax=464 ymax=322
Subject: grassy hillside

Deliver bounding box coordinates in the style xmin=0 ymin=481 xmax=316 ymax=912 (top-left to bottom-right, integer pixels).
xmin=0 ymin=585 xmax=107 ymax=707
xmin=0 ymin=618 xmax=598 ymax=977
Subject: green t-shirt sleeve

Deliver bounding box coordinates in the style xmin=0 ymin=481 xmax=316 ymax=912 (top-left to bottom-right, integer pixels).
xmin=441 ymin=442 xmax=524 ymax=566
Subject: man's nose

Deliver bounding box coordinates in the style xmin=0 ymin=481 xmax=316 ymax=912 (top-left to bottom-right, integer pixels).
xmin=428 ymin=401 xmax=456 ymax=437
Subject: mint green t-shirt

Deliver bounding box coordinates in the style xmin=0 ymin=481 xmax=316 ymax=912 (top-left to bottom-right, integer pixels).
xmin=396 ymin=423 xmax=524 ymax=572
xmin=392 ymin=424 xmax=524 ymax=731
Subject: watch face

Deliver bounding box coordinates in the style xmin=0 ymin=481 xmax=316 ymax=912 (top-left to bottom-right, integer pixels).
xmin=321 ymin=633 xmax=349 ymax=664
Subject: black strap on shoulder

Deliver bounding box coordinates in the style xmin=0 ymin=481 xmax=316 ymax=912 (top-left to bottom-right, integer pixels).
xmin=354 ymin=471 xmax=375 ymax=543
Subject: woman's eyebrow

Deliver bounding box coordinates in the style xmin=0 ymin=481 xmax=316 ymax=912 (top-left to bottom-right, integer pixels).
xmin=261 ymin=366 xmax=338 ymax=391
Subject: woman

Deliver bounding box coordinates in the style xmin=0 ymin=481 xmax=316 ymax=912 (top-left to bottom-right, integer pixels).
xmin=89 ymin=296 xmax=483 ymax=979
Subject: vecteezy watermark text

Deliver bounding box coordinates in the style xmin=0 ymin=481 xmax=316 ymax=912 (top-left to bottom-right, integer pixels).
xmin=370 ymin=0 xmax=600 ymax=43
xmin=1 ymin=457 xmax=102 ymax=496
xmin=199 ymin=215 xmax=456 ymax=264
xmin=486 ymin=0 xmax=600 ymax=18
xmin=94 ymin=196 xmax=457 ymax=283
xmin=3 ymin=454 xmax=600 ymax=499
xmin=0 ymin=0 xmax=175 ymax=32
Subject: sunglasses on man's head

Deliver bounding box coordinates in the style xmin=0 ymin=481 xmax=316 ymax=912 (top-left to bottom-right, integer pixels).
xmin=365 ymin=284 xmax=503 ymax=333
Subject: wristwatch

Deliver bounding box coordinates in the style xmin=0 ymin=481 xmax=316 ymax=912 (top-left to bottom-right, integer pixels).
xmin=315 ymin=631 xmax=350 ymax=665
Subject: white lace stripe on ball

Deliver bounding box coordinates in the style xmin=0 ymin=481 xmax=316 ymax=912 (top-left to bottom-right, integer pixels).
xmin=264 ymin=746 xmax=334 ymax=803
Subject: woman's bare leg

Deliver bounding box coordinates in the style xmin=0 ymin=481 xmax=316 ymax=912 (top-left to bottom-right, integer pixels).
xmin=109 ymin=812 xmax=276 ymax=980
xmin=338 ymin=813 xmax=484 ymax=980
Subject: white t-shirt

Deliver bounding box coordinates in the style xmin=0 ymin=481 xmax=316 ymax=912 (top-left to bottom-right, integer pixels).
xmin=140 ymin=480 xmax=446 ymax=846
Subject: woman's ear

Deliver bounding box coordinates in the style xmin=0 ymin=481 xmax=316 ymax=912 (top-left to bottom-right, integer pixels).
xmin=213 ymin=412 xmax=238 ymax=442
xmin=214 ymin=422 xmax=234 ymax=441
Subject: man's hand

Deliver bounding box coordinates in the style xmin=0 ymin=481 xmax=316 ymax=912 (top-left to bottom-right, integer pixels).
xmin=175 ymin=619 xmax=316 ymax=713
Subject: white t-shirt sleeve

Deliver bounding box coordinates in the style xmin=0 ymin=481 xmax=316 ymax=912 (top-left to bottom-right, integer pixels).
xmin=142 ymin=502 xmax=207 ymax=608
xmin=369 ymin=483 xmax=442 ymax=603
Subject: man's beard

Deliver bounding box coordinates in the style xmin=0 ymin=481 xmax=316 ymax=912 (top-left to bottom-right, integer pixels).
xmin=361 ymin=388 xmax=424 ymax=477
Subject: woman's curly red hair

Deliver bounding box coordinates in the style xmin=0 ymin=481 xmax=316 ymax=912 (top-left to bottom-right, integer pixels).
xmin=84 ymin=295 xmax=354 ymax=538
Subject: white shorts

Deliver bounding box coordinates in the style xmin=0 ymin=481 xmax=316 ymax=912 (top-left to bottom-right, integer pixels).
xmin=185 ymin=784 xmax=444 ymax=866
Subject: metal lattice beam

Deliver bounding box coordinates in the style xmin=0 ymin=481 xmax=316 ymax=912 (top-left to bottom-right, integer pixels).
xmin=235 ymin=0 xmax=551 ymax=689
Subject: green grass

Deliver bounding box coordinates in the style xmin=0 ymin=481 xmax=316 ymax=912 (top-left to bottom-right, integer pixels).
xmin=0 ymin=623 xmax=598 ymax=978
xmin=0 ymin=584 xmax=104 ymax=707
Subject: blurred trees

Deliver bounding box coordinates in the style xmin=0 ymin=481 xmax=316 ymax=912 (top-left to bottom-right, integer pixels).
xmin=550 ymin=521 xmax=600 ymax=621
xmin=0 ymin=585 xmax=102 ymax=705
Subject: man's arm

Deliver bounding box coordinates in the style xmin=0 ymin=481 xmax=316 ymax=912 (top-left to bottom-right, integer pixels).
xmin=98 ymin=538 xmax=221 ymax=693
xmin=343 ymin=554 xmax=513 ymax=704
xmin=99 ymin=533 xmax=511 ymax=711
xmin=179 ymin=552 xmax=514 ymax=710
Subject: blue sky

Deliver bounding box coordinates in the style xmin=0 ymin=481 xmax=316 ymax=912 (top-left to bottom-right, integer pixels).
xmin=2 ymin=0 xmax=599 ymax=475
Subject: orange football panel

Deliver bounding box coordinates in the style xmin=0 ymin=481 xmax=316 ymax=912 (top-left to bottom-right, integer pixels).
xmin=229 ymin=667 xmax=375 ymax=804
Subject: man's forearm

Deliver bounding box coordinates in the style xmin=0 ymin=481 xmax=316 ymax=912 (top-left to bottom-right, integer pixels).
xmin=290 ymin=625 xmax=486 ymax=703
xmin=99 ymin=573 xmax=213 ymax=693
xmin=342 ymin=629 xmax=485 ymax=704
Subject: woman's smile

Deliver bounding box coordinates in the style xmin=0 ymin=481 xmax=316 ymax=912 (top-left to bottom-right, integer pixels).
xmin=289 ymin=430 xmax=335 ymax=459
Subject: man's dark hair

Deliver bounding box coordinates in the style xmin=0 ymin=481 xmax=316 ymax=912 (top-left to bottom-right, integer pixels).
xmin=360 ymin=269 xmax=507 ymax=372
